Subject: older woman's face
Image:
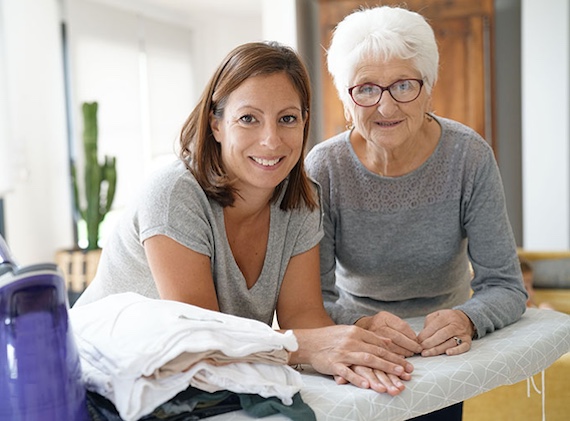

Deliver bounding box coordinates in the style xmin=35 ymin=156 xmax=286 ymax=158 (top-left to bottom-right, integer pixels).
xmin=347 ymin=57 xmax=431 ymax=150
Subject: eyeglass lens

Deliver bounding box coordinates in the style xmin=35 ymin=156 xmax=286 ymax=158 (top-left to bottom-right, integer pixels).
xmin=349 ymin=79 xmax=423 ymax=106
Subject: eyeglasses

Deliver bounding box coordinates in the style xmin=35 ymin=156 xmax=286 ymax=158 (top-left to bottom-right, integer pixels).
xmin=348 ymin=79 xmax=424 ymax=107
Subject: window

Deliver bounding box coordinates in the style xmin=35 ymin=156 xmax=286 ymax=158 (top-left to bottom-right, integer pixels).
xmin=67 ymin=0 xmax=195 ymax=247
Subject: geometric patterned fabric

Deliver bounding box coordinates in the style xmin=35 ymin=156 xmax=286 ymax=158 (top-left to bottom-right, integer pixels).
xmin=210 ymin=308 xmax=570 ymax=420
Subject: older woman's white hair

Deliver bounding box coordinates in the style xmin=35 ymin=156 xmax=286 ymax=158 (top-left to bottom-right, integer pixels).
xmin=327 ymin=6 xmax=439 ymax=106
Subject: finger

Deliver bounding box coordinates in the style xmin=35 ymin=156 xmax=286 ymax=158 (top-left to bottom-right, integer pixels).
xmin=419 ymin=309 xmax=474 ymax=344
xmin=373 ymin=325 xmax=422 ymax=356
xmin=386 ymin=334 xmax=422 ymax=356
xmin=358 ymin=332 xmax=416 ymax=372
xmin=390 ymin=320 xmax=418 ymax=341
xmin=417 ymin=312 xmax=447 ymax=343
xmin=353 ymin=366 xmax=388 ymax=394
xmin=347 ymin=350 xmax=413 ymax=377
xmin=422 ymin=337 xmax=470 ymax=357
xmin=446 ymin=337 xmax=471 ymax=356
xmin=372 ymin=314 xmax=421 ymax=346
xmin=372 ymin=369 xmax=405 ymax=396
xmin=333 ymin=364 xmax=371 ymax=390
xmin=418 ymin=325 xmax=455 ymax=350
xmin=334 ymin=375 xmax=348 ymax=385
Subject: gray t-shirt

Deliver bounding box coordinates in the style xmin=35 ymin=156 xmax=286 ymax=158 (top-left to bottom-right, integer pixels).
xmin=305 ymin=116 xmax=527 ymax=338
xmin=74 ymin=159 xmax=324 ymax=326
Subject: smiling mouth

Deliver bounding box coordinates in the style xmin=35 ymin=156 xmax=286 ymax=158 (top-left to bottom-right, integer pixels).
xmin=377 ymin=120 xmax=401 ymax=127
xmin=251 ymin=157 xmax=282 ymax=167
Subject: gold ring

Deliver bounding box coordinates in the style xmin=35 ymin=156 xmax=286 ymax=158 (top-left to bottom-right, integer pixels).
xmin=453 ymin=336 xmax=462 ymax=346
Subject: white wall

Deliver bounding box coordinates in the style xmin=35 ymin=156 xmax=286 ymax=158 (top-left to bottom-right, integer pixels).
xmin=2 ymin=0 xmax=73 ymax=264
xmin=0 ymin=0 xmax=14 ymax=196
xmin=522 ymin=0 xmax=570 ymax=250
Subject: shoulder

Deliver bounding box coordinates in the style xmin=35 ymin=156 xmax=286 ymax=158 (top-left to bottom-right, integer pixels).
xmin=135 ymin=159 xmax=218 ymax=253
xmin=136 ymin=159 xmax=212 ymax=222
xmin=307 ymin=131 xmax=351 ymax=160
xmin=146 ymin=159 xmax=199 ymax=190
xmin=305 ymin=131 xmax=351 ymax=177
xmin=142 ymin=159 xmax=205 ymax=202
xmin=437 ymin=117 xmax=493 ymax=153
xmin=435 ymin=116 xmax=495 ymax=167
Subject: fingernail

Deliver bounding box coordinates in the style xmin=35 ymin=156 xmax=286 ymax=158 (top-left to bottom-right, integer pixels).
xmin=394 ymin=366 xmax=404 ymax=374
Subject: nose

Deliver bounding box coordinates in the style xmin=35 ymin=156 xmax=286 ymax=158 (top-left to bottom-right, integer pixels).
xmin=376 ymin=91 xmax=398 ymax=116
xmin=260 ymin=122 xmax=282 ymax=150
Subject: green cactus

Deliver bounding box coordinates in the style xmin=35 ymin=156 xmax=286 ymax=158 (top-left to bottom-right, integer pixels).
xmin=71 ymin=102 xmax=117 ymax=250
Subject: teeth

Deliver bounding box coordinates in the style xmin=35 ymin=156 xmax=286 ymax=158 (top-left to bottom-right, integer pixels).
xmin=252 ymin=157 xmax=281 ymax=166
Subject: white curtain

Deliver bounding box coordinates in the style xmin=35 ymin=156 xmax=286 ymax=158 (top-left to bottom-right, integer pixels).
xmin=65 ymin=0 xmax=196 ymax=246
xmin=67 ymin=0 xmax=195 ymax=212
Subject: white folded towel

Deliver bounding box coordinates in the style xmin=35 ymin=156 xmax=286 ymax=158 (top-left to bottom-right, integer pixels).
xmin=69 ymin=292 xmax=303 ymax=421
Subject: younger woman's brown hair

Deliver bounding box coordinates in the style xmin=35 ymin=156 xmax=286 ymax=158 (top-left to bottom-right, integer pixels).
xmin=178 ymin=41 xmax=317 ymax=211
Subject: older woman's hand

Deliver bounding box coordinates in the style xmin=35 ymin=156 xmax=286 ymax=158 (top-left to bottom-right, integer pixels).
xmin=290 ymin=325 xmax=414 ymax=391
xmin=417 ymin=309 xmax=475 ymax=356
xmin=355 ymin=311 xmax=423 ymax=357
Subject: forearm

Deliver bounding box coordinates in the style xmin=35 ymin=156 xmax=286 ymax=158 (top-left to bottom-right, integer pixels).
xmin=456 ymin=287 xmax=527 ymax=339
xmin=278 ymin=306 xmax=335 ymax=331
xmin=287 ymin=329 xmax=318 ymax=365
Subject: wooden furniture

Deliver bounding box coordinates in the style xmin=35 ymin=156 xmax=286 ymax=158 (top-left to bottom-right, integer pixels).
xmin=317 ymin=0 xmax=496 ymax=150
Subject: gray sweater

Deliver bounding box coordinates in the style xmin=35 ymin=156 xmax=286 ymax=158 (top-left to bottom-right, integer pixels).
xmin=74 ymin=159 xmax=323 ymax=326
xmin=305 ymin=116 xmax=527 ymax=338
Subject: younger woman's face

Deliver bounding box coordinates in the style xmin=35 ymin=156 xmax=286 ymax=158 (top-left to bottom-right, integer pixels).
xmin=210 ymin=72 xmax=306 ymax=198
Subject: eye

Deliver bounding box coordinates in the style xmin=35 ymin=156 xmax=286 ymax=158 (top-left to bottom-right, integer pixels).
xmin=280 ymin=115 xmax=298 ymax=125
xmin=239 ymin=114 xmax=257 ymax=124
xmin=356 ymin=84 xmax=379 ymax=96
xmin=393 ymin=80 xmax=413 ymax=92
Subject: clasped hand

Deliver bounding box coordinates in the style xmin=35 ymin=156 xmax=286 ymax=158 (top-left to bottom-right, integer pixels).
xmin=332 ymin=309 xmax=474 ymax=395
xmin=305 ymin=310 xmax=474 ymax=396
xmin=293 ymin=325 xmax=414 ymax=396
xmin=356 ymin=309 xmax=475 ymax=357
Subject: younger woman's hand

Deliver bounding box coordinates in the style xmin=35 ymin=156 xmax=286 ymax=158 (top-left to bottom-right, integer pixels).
xmin=290 ymin=325 xmax=414 ymax=391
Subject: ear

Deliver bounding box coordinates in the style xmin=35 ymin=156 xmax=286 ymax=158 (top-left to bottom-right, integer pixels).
xmin=209 ymin=111 xmax=221 ymax=143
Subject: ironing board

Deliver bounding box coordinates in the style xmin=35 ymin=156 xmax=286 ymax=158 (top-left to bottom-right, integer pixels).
xmin=209 ymin=308 xmax=570 ymax=421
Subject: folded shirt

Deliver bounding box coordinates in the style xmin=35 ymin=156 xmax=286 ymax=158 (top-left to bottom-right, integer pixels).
xmin=70 ymin=292 xmax=303 ymax=421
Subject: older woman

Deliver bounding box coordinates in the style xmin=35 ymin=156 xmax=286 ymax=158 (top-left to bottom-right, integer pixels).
xmin=305 ymin=6 xmax=527 ymax=419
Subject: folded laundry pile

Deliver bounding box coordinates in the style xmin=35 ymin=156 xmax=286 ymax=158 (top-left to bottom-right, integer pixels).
xmin=69 ymin=292 xmax=304 ymax=421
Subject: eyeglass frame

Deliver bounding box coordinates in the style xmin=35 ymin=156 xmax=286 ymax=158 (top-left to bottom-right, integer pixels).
xmin=348 ymin=79 xmax=425 ymax=107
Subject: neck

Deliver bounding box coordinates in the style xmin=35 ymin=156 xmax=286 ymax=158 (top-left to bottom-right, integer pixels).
xmin=224 ymin=193 xmax=271 ymax=224
xmin=354 ymin=114 xmax=440 ymax=177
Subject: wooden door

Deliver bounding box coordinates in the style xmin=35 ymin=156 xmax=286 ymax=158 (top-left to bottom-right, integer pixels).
xmin=318 ymin=0 xmax=495 ymax=150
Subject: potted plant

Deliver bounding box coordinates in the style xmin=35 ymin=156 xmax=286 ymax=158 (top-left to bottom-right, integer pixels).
xmin=56 ymin=102 xmax=117 ymax=303
xmin=71 ymin=101 xmax=117 ymax=251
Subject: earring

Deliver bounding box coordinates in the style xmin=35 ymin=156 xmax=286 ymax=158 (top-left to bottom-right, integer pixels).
xmin=345 ymin=122 xmax=354 ymax=130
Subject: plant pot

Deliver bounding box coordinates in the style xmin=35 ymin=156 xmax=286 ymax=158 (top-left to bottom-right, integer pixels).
xmin=54 ymin=248 xmax=102 ymax=306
